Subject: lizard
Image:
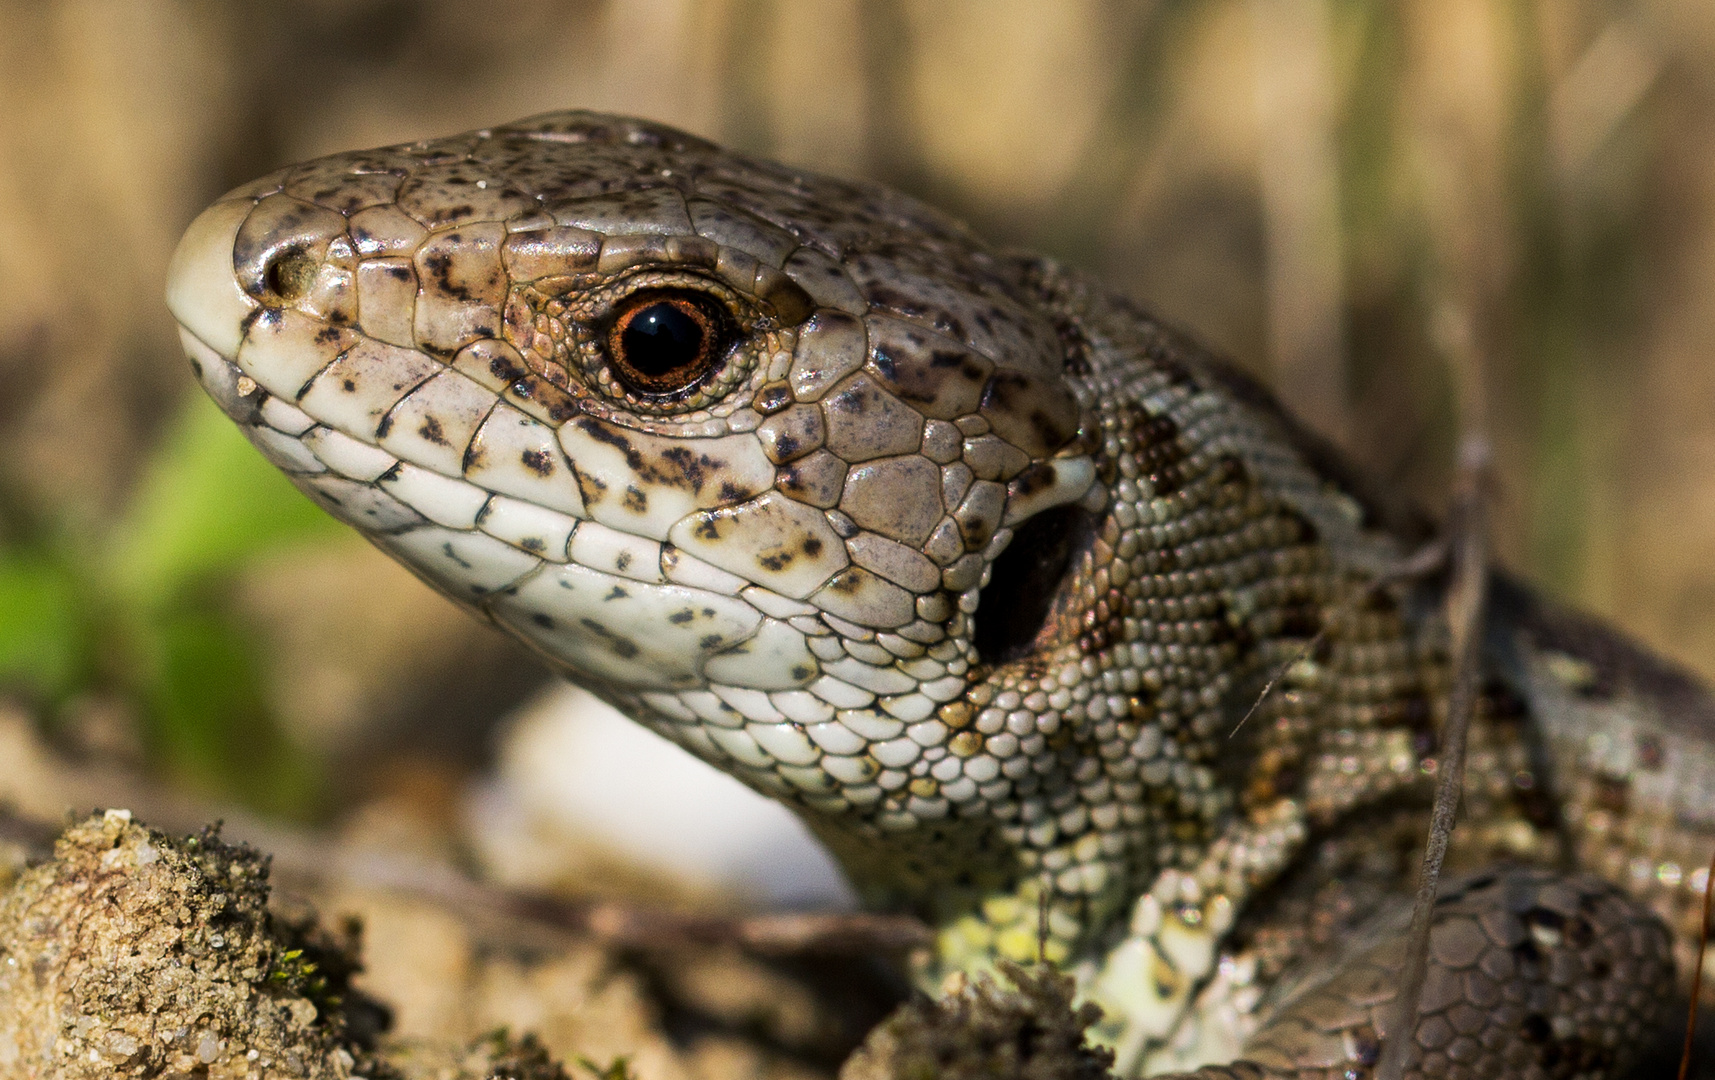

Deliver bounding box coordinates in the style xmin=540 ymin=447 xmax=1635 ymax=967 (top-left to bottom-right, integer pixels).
xmin=163 ymin=111 xmax=1715 ymax=1078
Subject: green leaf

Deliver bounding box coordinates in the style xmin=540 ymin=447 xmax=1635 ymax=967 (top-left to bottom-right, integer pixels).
xmin=0 ymin=550 xmax=90 ymax=704
xmin=113 ymin=394 xmax=347 ymax=608
xmin=142 ymin=607 xmax=322 ymax=817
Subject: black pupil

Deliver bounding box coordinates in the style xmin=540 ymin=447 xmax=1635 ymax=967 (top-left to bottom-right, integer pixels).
xmin=620 ymin=302 xmax=704 ymax=377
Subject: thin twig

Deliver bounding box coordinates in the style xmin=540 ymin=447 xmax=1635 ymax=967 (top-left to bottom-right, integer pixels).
xmin=1681 ymin=844 xmax=1715 ymax=1080
xmin=1229 ymin=537 xmax=1447 ymax=739
xmin=1374 ymin=435 xmax=1490 ymax=1080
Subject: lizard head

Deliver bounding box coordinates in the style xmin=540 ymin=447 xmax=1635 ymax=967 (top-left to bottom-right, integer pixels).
xmin=166 ymin=110 xmax=1099 ymax=834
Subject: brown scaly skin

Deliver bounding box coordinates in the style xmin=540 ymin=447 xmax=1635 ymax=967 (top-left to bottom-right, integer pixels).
xmin=164 ymin=112 xmax=1712 ymax=1077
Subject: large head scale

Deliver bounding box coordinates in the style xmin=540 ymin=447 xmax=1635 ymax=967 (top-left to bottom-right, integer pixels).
xmin=165 ymin=111 xmax=1100 ymax=843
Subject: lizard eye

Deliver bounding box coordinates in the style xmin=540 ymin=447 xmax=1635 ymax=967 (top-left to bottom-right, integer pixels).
xmin=605 ymin=289 xmax=735 ymax=398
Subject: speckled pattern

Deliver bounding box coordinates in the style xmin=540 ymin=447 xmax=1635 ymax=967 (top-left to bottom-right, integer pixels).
xmin=166 ymin=112 xmax=1714 ymax=1078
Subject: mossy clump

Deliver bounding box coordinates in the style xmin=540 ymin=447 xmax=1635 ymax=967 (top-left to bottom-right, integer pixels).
xmin=387 ymin=1029 xmax=619 ymax=1080
xmin=0 ymin=809 xmax=382 ymax=1079
xmin=839 ymin=962 xmax=1116 ymax=1080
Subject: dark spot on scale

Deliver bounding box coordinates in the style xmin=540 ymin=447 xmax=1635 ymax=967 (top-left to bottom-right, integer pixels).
xmin=758 ymin=550 xmax=794 ymax=572
xmin=1011 ymin=462 xmax=1057 ymax=498
xmin=623 ymin=487 xmax=648 ymax=512
xmin=717 ymin=481 xmax=748 ymax=503
xmin=439 ymin=542 xmax=473 ymax=570
xmin=418 ymin=415 xmax=448 ymax=445
xmin=802 ymin=537 xmax=823 ymax=557
xmin=756 ymin=382 xmax=794 ymax=414
xmin=700 ymin=634 xmax=725 ymax=649
xmin=577 ymin=417 xmax=636 ymax=455
xmin=521 ymin=448 xmax=553 ymax=475
xmin=694 ymin=519 xmax=720 ymax=540
xmin=828 ymin=570 xmax=864 ymax=594
xmin=792 ymin=666 xmax=813 ymax=681
xmin=343 ymin=378 xmax=357 ymax=392
xmin=669 ymin=609 xmax=695 ymax=624
xmin=520 ymin=537 xmax=545 ymax=553
xmin=614 ymin=552 xmax=632 ymax=571
xmin=188 ymin=358 xmax=203 ymax=377
xmin=1028 ymin=409 xmax=1071 ymax=449
xmin=579 ymin=617 xmax=640 ymax=658
xmin=377 ymin=463 xmax=403 ymax=483
xmin=375 ymin=414 xmax=395 ymax=439
xmin=532 ymin=613 xmax=555 ymax=629
xmin=315 ymin=327 xmax=343 ymax=344
xmin=422 ymin=247 xmax=478 ymax=303
xmin=828 ymin=384 xmax=869 ymax=414
xmin=1052 ymin=316 xmax=1092 ymax=375
xmin=1134 ymin=411 xmax=1186 ymax=495
xmin=490 ymin=354 xmax=528 ymax=382
xmin=386 ymin=265 xmax=412 ymax=280
xmin=605 ymin=585 xmax=628 ymax=600
xmin=980 ymin=370 xmax=1030 ymax=413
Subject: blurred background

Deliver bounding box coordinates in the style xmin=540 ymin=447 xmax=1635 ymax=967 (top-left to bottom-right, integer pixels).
xmin=1 ymin=0 xmax=1714 ymax=865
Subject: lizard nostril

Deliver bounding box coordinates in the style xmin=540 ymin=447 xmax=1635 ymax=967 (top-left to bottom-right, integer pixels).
xmin=262 ymin=247 xmax=317 ymax=304
xmin=605 ymin=288 xmax=733 ymax=397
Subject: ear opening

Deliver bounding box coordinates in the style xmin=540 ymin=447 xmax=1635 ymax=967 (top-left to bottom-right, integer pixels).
xmin=972 ymin=504 xmax=1095 ymax=666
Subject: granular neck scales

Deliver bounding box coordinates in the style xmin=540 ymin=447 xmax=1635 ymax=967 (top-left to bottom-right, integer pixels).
xmin=167 ymin=112 xmax=1713 ymax=1078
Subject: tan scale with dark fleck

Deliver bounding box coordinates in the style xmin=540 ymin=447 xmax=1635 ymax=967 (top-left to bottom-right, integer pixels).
xmin=165 ymin=112 xmax=1715 ymax=1078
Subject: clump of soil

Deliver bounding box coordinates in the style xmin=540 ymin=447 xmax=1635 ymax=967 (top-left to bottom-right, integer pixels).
xmin=0 ymin=809 xmax=379 ymax=1079
xmin=839 ymin=963 xmax=1115 ymax=1080
xmin=0 ymin=809 xmax=1116 ymax=1080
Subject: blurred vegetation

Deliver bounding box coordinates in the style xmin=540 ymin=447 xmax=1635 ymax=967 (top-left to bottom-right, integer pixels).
xmin=1 ymin=0 xmax=1713 ymax=818
xmin=0 ymin=397 xmax=343 ymax=814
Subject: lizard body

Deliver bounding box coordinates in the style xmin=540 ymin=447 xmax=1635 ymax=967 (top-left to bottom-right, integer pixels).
xmin=165 ymin=112 xmax=1713 ymax=1077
